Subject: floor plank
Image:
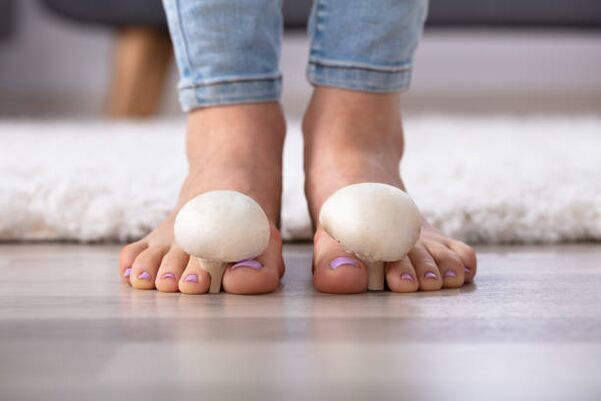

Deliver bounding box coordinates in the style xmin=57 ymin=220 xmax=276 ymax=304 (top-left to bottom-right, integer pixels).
xmin=0 ymin=243 xmax=600 ymax=401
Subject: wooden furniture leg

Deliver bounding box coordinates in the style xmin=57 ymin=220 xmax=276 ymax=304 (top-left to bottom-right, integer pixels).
xmin=107 ymin=27 xmax=172 ymax=118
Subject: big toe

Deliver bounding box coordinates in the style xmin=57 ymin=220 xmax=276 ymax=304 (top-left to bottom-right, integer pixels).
xmin=312 ymin=228 xmax=368 ymax=294
xmin=222 ymin=226 xmax=282 ymax=295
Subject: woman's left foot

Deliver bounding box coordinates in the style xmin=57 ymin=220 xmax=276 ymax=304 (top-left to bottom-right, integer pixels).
xmin=303 ymin=88 xmax=477 ymax=294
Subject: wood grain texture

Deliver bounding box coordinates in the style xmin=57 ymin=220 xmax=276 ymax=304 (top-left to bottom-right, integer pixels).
xmin=0 ymin=243 xmax=600 ymax=401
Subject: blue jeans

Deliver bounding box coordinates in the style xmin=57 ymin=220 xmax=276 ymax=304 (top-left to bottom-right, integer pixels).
xmin=163 ymin=0 xmax=428 ymax=111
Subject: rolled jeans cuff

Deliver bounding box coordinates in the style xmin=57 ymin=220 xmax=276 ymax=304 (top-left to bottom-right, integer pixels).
xmin=307 ymin=58 xmax=413 ymax=93
xmin=178 ymin=75 xmax=282 ymax=111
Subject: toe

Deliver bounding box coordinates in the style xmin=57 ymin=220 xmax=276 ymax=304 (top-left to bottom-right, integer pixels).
xmin=178 ymin=257 xmax=211 ymax=295
xmin=385 ymin=256 xmax=419 ymax=293
xmin=424 ymin=242 xmax=465 ymax=289
xmin=447 ymin=240 xmax=477 ymax=283
xmin=119 ymin=241 xmax=148 ymax=284
xmin=312 ymin=228 xmax=368 ymax=294
xmin=408 ymin=244 xmax=443 ymax=291
xmin=222 ymin=226 xmax=282 ymax=295
xmin=130 ymin=245 xmax=168 ymax=290
xmin=155 ymin=246 xmax=189 ymax=292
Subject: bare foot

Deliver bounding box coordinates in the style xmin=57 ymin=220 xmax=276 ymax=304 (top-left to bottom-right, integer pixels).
xmin=119 ymin=103 xmax=286 ymax=294
xmin=303 ymin=88 xmax=477 ymax=294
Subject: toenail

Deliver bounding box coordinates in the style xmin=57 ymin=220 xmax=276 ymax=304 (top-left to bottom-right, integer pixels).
xmin=161 ymin=272 xmax=175 ymax=280
xmin=123 ymin=268 xmax=132 ymax=278
xmin=138 ymin=271 xmax=151 ymax=280
xmin=464 ymin=267 xmax=471 ymax=273
xmin=329 ymin=256 xmax=359 ymax=270
xmin=184 ymin=274 xmax=199 ymax=283
xmin=444 ymin=270 xmax=457 ymax=278
xmin=231 ymin=259 xmax=263 ymax=270
xmin=424 ymin=271 xmax=437 ymax=280
xmin=400 ymin=273 xmax=414 ymax=281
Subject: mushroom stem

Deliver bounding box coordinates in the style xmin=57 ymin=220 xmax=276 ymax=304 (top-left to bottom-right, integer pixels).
xmin=365 ymin=260 xmax=385 ymax=291
xmin=199 ymin=259 xmax=227 ymax=294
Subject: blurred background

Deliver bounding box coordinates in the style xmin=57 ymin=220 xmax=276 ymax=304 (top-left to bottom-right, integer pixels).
xmin=0 ymin=0 xmax=599 ymax=118
xmin=0 ymin=0 xmax=600 ymax=244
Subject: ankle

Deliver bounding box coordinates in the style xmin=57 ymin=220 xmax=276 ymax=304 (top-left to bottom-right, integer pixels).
xmin=186 ymin=102 xmax=286 ymax=163
xmin=303 ymin=88 xmax=405 ymax=173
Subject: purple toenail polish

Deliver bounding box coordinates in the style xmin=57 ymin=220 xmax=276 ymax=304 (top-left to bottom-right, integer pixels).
xmin=424 ymin=271 xmax=437 ymax=280
xmin=231 ymin=259 xmax=263 ymax=270
xmin=444 ymin=270 xmax=457 ymax=278
xmin=329 ymin=257 xmax=359 ymax=270
xmin=400 ymin=273 xmax=414 ymax=281
xmin=161 ymin=272 xmax=175 ymax=280
xmin=464 ymin=267 xmax=471 ymax=273
xmin=123 ymin=268 xmax=132 ymax=278
xmin=138 ymin=271 xmax=151 ymax=280
xmin=184 ymin=274 xmax=199 ymax=283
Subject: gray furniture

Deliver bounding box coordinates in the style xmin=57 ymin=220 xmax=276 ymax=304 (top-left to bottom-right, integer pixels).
xmin=429 ymin=0 xmax=601 ymax=28
xmin=42 ymin=0 xmax=601 ymax=30
xmin=41 ymin=0 xmax=310 ymax=29
xmin=0 ymin=0 xmax=15 ymax=41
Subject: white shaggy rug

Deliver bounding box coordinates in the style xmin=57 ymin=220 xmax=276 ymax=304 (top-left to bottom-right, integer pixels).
xmin=1 ymin=115 xmax=600 ymax=244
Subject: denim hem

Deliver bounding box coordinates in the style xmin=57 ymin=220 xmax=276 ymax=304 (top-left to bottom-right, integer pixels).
xmin=178 ymin=77 xmax=282 ymax=111
xmin=306 ymin=60 xmax=412 ymax=93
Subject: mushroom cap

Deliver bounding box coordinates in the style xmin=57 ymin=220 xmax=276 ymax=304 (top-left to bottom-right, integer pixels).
xmin=174 ymin=191 xmax=270 ymax=262
xmin=319 ymin=183 xmax=421 ymax=262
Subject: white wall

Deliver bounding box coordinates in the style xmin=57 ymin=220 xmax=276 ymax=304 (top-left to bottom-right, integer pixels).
xmin=1 ymin=0 xmax=600 ymax=117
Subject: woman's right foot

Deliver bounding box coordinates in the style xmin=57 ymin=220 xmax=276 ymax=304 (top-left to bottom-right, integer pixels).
xmin=119 ymin=103 xmax=286 ymax=295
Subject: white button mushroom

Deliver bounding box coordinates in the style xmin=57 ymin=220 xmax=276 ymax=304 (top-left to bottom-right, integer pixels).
xmin=319 ymin=183 xmax=421 ymax=291
xmin=174 ymin=190 xmax=270 ymax=293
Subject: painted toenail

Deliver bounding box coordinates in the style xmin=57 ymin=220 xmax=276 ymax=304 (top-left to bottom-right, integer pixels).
xmin=184 ymin=274 xmax=199 ymax=283
xmin=138 ymin=271 xmax=151 ymax=280
xmin=123 ymin=268 xmax=132 ymax=278
xmin=400 ymin=273 xmax=414 ymax=281
xmin=464 ymin=267 xmax=471 ymax=273
xmin=161 ymin=272 xmax=175 ymax=280
xmin=329 ymin=256 xmax=359 ymax=270
xmin=424 ymin=271 xmax=437 ymax=280
xmin=444 ymin=270 xmax=457 ymax=278
xmin=231 ymin=259 xmax=263 ymax=270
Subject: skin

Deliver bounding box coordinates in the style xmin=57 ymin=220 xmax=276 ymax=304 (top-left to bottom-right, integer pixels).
xmin=120 ymin=103 xmax=285 ymax=295
xmin=304 ymin=88 xmax=477 ymax=293
xmin=119 ymin=87 xmax=477 ymax=294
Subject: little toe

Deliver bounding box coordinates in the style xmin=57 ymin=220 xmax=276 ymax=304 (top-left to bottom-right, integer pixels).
xmin=408 ymin=244 xmax=443 ymax=291
xmin=119 ymin=241 xmax=148 ymax=284
xmin=130 ymin=246 xmax=168 ymax=290
xmin=155 ymin=247 xmax=189 ymax=292
xmin=447 ymin=239 xmax=478 ymax=283
xmin=425 ymin=242 xmax=466 ymax=289
xmin=178 ymin=257 xmax=211 ymax=295
xmin=222 ymin=226 xmax=282 ymax=295
xmin=312 ymin=228 xmax=368 ymax=294
xmin=385 ymin=256 xmax=419 ymax=293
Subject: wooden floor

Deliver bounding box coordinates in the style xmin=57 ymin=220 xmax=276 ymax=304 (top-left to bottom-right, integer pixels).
xmin=0 ymin=243 xmax=600 ymax=401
